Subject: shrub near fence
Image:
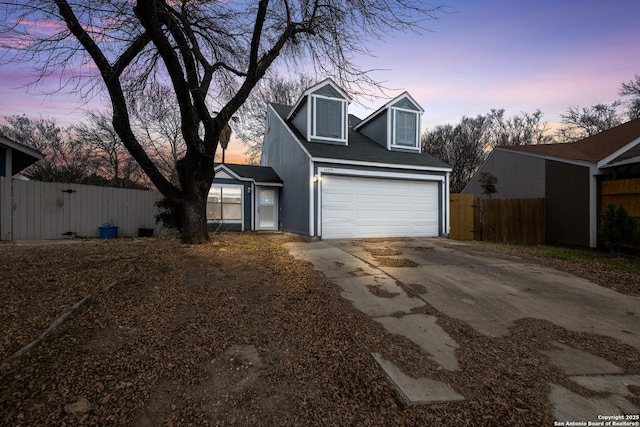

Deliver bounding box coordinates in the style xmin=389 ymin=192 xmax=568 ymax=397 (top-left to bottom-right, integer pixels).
xmin=449 ymin=194 xmax=545 ymax=246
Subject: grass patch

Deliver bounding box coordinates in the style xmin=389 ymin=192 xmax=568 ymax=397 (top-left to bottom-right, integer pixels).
xmin=533 ymin=246 xmax=640 ymax=275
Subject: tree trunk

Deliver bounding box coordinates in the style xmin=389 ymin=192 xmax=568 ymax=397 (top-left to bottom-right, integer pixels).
xmin=180 ymin=195 xmax=210 ymax=244
xmin=176 ymin=152 xmax=215 ymax=244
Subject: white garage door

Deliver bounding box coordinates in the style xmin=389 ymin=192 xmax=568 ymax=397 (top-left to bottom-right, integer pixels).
xmin=321 ymin=175 xmax=440 ymax=239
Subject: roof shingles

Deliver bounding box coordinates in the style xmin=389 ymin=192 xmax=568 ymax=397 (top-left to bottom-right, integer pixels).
xmin=271 ymin=103 xmax=451 ymax=170
xmin=501 ymin=117 xmax=640 ymax=164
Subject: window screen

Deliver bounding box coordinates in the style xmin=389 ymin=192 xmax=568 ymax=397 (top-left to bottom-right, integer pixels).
xmin=207 ymin=185 xmax=242 ymax=221
xmin=315 ymin=97 xmax=343 ymax=139
xmin=395 ymin=110 xmax=418 ymax=147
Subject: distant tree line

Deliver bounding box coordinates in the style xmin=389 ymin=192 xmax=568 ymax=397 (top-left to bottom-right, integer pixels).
xmin=3 ymin=74 xmax=639 ymax=195
xmin=422 ymin=74 xmax=640 ymax=192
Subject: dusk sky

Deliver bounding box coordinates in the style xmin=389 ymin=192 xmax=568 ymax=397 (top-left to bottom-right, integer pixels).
xmin=1 ymin=0 xmax=639 ymax=164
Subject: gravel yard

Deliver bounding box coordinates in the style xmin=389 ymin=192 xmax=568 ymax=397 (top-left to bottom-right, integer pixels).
xmin=1 ymin=233 xmax=639 ymax=426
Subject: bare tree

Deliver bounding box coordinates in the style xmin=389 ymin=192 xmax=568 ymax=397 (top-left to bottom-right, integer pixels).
xmin=557 ymin=102 xmax=623 ymax=142
xmin=487 ymin=108 xmax=553 ymax=146
xmin=70 ymin=112 xmax=147 ymax=188
xmin=0 ymin=0 xmax=441 ymax=243
xmin=422 ymin=115 xmax=491 ymax=193
xmin=422 ymin=108 xmax=551 ymax=193
xmin=0 ymin=115 xmax=95 ymax=182
xmin=235 ymin=73 xmax=315 ymax=164
xmin=619 ymin=74 xmax=640 ymax=120
xmin=128 ymin=83 xmax=186 ymax=184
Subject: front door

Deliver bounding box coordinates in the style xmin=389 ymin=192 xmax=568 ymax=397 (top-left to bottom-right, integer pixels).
xmin=257 ymin=188 xmax=277 ymax=230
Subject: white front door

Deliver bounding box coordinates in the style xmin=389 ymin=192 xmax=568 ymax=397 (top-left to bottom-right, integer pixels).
xmin=257 ymin=188 xmax=277 ymax=230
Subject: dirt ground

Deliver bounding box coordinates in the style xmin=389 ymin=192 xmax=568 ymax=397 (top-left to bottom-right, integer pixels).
xmin=1 ymin=233 xmax=639 ymax=426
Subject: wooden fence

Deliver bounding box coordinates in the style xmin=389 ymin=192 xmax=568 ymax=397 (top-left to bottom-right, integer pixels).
xmin=600 ymin=178 xmax=640 ymax=221
xmin=0 ymin=177 xmax=168 ymax=241
xmin=450 ymin=194 xmax=545 ymax=245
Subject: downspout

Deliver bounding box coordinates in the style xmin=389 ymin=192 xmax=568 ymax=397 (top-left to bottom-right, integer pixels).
xmin=445 ymin=171 xmax=451 ymax=236
xmin=589 ymin=165 xmax=599 ymax=248
xmin=309 ymin=161 xmax=315 ymax=237
xmin=6 ymin=149 xmax=13 ymax=241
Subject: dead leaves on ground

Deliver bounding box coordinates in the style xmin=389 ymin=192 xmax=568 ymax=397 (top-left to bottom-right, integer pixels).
xmin=1 ymin=234 xmax=638 ymax=426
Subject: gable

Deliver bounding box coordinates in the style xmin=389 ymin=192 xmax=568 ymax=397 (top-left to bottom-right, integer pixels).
xmin=287 ymin=79 xmax=350 ymax=146
xmin=215 ymin=169 xmax=235 ymax=180
xmin=392 ymin=97 xmax=420 ymax=111
xmin=355 ymin=92 xmax=424 ymax=153
xmin=312 ymin=83 xmax=346 ymax=99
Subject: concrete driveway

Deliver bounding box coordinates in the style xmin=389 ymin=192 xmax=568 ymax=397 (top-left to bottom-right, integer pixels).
xmin=284 ymin=237 xmax=640 ymax=422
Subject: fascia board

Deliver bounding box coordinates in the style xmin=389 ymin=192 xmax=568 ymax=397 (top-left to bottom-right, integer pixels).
xmin=311 ymin=156 xmax=452 ymax=173
xmin=597 ymin=136 xmax=640 ymax=169
xmin=254 ymin=181 xmax=284 ymax=187
xmin=316 ymin=166 xmax=446 ymax=182
xmin=495 ymin=147 xmax=594 ymax=168
xmin=600 ymin=155 xmax=640 ymax=169
xmin=0 ymin=136 xmax=44 ymax=159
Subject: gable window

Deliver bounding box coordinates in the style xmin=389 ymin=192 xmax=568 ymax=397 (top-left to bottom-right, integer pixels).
xmin=392 ymin=108 xmax=420 ymax=150
xmin=207 ymin=185 xmax=242 ymax=222
xmin=311 ymin=94 xmax=347 ymax=143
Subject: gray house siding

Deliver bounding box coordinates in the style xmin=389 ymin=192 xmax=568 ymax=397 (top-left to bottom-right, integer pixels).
xmin=358 ymin=112 xmax=387 ymax=149
xmin=0 ymin=148 xmax=5 ymax=176
xmin=313 ymin=84 xmax=345 ymax=99
xmin=463 ymin=149 xmax=546 ymax=198
xmin=262 ymin=106 xmax=312 ymax=235
xmin=290 ymin=101 xmax=308 ymax=138
xmin=545 ymin=160 xmax=590 ymax=247
xmin=392 ymin=98 xmax=420 ymax=111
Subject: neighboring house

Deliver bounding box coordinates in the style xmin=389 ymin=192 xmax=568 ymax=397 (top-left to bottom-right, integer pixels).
xmin=463 ymin=118 xmax=640 ymax=248
xmin=0 ymin=135 xmax=43 ymax=177
xmin=209 ymin=163 xmax=283 ymax=232
xmin=259 ymin=78 xmax=452 ymax=239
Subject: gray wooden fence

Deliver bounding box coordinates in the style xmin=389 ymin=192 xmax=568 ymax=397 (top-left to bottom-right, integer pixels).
xmin=0 ymin=177 xmax=169 ymax=241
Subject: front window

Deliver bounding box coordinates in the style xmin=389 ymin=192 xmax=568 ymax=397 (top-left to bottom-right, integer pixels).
xmin=207 ymin=185 xmax=242 ymax=222
xmin=393 ymin=109 xmax=419 ymax=148
xmin=311 ymin=95 xmax=347 ymax=143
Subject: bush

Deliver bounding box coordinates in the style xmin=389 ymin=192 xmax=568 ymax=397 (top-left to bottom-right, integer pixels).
xmin=600 ymin=204 xmax=639 ymax=252
xmin=155 ymin=197 xmax=183 ymax=232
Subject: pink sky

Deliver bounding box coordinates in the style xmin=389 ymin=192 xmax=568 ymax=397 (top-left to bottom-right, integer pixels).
xmin=2 ymin=0 xmax=639 ymax=164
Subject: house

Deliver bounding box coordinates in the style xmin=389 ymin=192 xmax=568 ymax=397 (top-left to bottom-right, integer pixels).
xmin=0 ymin=135 xmax=43 ymax=177
xmin=209 ymin=163 xmax=283 ymax=232
xmin=258 ymin=78 xmax=452 ymax=239
xmin=463 ymin=118 xmax=640 ymax=248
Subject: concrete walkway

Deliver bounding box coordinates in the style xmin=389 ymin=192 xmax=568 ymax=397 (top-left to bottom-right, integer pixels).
xmin=284 ymin=238 xmax=640 ymax=419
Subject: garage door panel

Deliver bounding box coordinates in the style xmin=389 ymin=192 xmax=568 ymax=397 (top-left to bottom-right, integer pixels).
xmin=321 ymin=175 xmax=440 ymax=239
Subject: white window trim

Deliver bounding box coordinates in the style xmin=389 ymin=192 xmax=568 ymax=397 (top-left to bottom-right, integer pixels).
xmin=207 ymin=183 xmax=244 ymax=227
xmin=390 ymin=107 xmax=421 ymax=151
xmin=310 ymin=94 xmax=348 ymax=144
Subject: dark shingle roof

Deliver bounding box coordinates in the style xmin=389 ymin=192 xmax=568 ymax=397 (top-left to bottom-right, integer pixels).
xmin=218 ymin=164 xmax=282 ymax=184
xmin=271 ymin=104 xmax=451 ymax=170
xmin=501 ymin=117 xmax=640 ymax=164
